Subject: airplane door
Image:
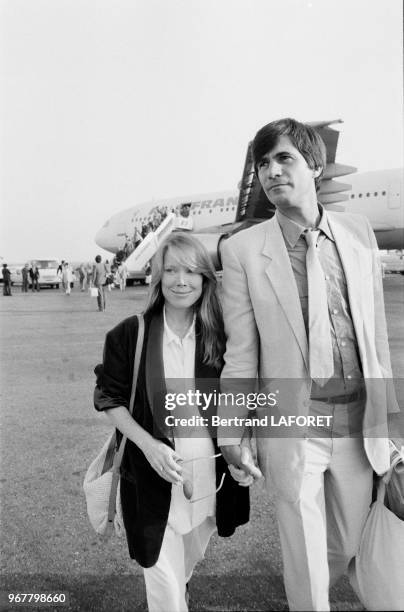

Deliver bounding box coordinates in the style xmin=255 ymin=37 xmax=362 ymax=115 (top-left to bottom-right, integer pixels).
xmin=388 ymin=180 xmax=401 ymax=209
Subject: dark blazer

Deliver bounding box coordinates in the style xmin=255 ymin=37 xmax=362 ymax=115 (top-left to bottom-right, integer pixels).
xmin=94 ymin=311 xmax=249 ymax=567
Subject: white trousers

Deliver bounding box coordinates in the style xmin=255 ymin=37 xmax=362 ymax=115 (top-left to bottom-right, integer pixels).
xmin=275 ymin=436 xmax=373 ymax=611
xmin=143 ymin=518 xmax=216 ymax=612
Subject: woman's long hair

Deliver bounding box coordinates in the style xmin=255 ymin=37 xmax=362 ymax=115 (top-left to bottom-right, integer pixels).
xmin=144 ymin=232 xmax=225 ymax=369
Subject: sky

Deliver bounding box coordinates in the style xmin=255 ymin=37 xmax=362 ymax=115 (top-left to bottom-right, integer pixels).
xmin=1 ymin=0 xmax=403 ymax=263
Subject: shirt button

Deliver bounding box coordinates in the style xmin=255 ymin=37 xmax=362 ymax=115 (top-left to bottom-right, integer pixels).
xmin=341 ymin=340 xmax=346 ymax=347
xmin=333 ymin=309 xmax=338 ymax=315
xmin=325 ymin=275 xmax=329 ymax=280
xmin=347 ymin=375 xmax=352 ymax=379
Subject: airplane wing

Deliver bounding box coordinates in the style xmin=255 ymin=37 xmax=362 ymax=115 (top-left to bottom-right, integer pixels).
xmin=236 ymin=120 xmax=357 ymax=222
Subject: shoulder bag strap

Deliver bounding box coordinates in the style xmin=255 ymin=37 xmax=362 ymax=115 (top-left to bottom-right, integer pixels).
xmin=107 ymin=315 xmax=145 ymax=526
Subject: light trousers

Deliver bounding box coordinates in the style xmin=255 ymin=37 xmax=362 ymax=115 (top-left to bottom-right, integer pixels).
xmin=275 ymin=436 xmax=373 ymax=611
xmin=96 ymin=286 xmax=105 ymax=311
xmin=143 ymin=518 xmax=215 ymax=612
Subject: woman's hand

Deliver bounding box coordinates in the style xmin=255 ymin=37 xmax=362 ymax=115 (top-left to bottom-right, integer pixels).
xmin=104 ymin=406 xmax=183 ymax=484
xmin=141 ymin=438 xmax=183 ymax=485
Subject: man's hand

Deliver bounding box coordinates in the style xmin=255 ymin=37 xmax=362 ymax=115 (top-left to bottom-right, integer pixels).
xmin=240 ymin=445 xmax=263 ymax=480
xmin=220 ymin=444 xmax=243 ymax=467
xmin=220 ymin=444 xmax=263 ymax=486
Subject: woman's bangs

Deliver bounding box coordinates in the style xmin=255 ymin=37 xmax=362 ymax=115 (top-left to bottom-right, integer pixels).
xmin=165 ymin=244 xmax=201 ymax=273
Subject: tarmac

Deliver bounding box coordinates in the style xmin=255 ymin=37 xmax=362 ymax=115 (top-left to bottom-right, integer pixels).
xmin=1 ymin=276 xmax=403 ymax=612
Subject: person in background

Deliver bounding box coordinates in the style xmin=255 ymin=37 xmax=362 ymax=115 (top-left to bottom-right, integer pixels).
xmin=86 ymin=263 xmax=93 ymax=289
xmin=57 ymin=260 xmax=65 ymax=289
xmin=92 ymin=255 xmax=107 ymax=312
xmin=21 ymin=264 xmax=29 ymax=292
xmin=105 ymin=259 xmax=112 ymax=292
xmin=134 ymin=226 xmax=143 ymax=250
xmin=29 ymin=263 xmax=40 ymax=292
xmin=93 ymin=232 xmax=249 ymax=612
xmin=118 ymin=261 xmax=128 ymax=291
xmin=62 ymin=262 xmax=73 ymax=295
xmin=2 ymin=264 xmax=12 ymax=296
xmin=78 ymin=263 xmax=87 ymax=291
xmin=145 ymin=262 xmax=152 ymax=285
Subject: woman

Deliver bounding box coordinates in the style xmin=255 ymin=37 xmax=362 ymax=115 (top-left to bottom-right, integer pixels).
xmin=118 ymin=261 xmax=128 ymax=291
xmin=62 ymin=262 xmax=73 ymax=295
xmin=94 ymin=233 xmax=249 ymax=612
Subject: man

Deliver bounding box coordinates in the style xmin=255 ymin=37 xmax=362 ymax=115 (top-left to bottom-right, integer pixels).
xmin=218 ymin=118 xmax=399 ymax=611
xmin=78 ymin=263 xmax=86 ymax=291
xmin=2 ymin=264 xmax=12 ymax=296
xmin=92 ymin=254 xmax=107 ymax=311
xmin=57 ymin=260 xmax=65 ymax=289
xmin=21 ymin=264 xmax=29 ymax=292
xmin=29 ymin=263 xmax=40 ymax=291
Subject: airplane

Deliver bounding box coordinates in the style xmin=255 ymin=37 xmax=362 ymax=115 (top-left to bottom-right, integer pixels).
xmin=95 ymin=121 xmax=404 ymax=282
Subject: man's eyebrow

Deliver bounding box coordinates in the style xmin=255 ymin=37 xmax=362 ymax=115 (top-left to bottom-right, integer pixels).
xmin=274 ymin=149 xmax=294 ymax=156
xmin=260 ymin=149 xmax=294 ymax=160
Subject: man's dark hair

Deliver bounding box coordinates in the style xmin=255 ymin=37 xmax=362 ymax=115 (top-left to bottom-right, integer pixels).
xmin=252 ymin=118 xmax=327 ymax=192
xmin=95 ymin=255 xmax=102 ymax=263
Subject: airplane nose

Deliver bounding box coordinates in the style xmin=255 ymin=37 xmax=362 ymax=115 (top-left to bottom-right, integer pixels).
xmin=95 ymin=225 xmax=114 ymax=251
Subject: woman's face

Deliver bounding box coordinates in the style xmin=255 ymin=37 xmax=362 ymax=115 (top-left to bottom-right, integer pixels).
xmin=161 ymin=248 xmax=203 ymax=313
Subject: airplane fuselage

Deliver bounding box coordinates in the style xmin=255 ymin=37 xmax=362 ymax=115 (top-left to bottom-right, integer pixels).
xmin=95 ymin=168 xmax=403 ymax=258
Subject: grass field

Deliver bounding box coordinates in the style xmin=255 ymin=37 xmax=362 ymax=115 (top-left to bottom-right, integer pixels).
xmin=1 ymin=277 xmax=403 ymax=611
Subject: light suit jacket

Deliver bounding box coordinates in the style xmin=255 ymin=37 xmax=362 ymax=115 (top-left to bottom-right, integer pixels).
xmin=219 ymin=212 xmax=399 ymax=502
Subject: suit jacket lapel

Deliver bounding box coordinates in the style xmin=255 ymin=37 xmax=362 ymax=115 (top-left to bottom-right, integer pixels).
xmin=145 ymin=312 xmax=169 ymax=436
xmin=262 ymin=218 xmax=309 ymax=370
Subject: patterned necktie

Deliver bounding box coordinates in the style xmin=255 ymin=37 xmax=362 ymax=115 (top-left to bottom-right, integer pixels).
xmin=304 ymin=229 xmax=334 ymax=386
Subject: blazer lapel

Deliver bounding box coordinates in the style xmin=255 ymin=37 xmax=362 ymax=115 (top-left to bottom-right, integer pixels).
xmin=145 ymin=312 xmax=170 ymax=436
xmin=262 ymin=219 xmax=309 ymax=370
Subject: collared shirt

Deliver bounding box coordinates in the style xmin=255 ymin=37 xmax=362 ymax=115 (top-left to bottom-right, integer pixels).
xmin=162 ymin=308 xmax=216 ymax=534
xmin=276 ymin=205 xmax=363 ymax=399
xmin=163 ymin=307 xmax=196 ymax=381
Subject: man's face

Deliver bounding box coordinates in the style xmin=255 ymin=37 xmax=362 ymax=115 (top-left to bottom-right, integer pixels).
xmin=256 ymin=135 xmax=319 ymax=212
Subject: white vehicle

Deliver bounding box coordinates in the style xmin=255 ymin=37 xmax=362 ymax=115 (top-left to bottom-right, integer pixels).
xmin=381 ymin=250 xmax=404 ymax=274
xmin=30 ymin=259 xmax=60 ymax=288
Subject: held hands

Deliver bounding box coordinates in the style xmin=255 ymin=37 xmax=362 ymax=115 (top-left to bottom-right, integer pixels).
xmin=221 ymin=444 xmax=263 ymax=487
xmin=142 ymin=438 xmax=183 ymax=485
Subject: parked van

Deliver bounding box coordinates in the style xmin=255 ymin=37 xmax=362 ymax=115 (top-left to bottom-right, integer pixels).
xmin=29 ymin=259 xmax=60 ymax=288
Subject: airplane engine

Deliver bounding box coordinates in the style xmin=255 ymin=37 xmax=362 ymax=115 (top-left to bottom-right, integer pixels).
xmin=190 ymin=232 xmax=230 ymax=270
